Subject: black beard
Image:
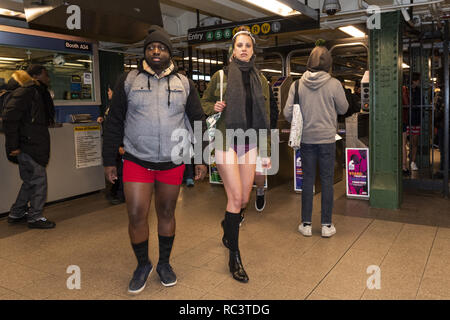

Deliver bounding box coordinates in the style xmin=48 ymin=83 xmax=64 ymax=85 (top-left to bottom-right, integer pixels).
xmin=145 ymin=57 xmax=170 ymax=74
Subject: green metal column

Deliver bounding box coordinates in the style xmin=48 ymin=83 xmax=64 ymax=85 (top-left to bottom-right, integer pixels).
xmin=369 ymin=11 xmax=403 ymax=209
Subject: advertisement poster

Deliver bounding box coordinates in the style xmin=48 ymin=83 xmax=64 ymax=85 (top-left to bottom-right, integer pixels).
xmin=74 ymin=125 xmax=102 ymax=169
xmin=294 ymin=149 xmax=303 ymax=192
xmin=346 ymin=148 xmax=370 ymax=199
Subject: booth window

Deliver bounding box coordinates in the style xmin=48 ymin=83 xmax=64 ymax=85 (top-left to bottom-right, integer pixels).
xmin=0 ymin=46 xmax=95 ymax=103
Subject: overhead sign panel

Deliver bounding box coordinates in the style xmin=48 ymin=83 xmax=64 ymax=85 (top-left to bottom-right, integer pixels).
xmin=188 ymin=14 xmax=320 ymax=45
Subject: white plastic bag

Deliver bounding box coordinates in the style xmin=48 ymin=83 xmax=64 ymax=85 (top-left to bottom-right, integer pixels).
xmin=288 ymin=104 xmax=303 ymax=150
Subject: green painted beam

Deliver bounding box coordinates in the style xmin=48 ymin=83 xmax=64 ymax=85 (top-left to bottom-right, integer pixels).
xmin=369 ymin=11 xmax=403 ymax=210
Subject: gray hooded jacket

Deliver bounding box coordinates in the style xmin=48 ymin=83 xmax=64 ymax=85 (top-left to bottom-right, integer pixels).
xmin=284 ymin=70 xmax=348 ymax=144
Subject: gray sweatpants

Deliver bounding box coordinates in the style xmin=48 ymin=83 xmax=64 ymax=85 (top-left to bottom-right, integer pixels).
xmin=9 ymin=152 xmax=47 ymax=223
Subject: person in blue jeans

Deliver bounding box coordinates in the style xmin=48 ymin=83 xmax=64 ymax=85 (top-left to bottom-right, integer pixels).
xmin=284 ymin=40 xmax=348 ymax=238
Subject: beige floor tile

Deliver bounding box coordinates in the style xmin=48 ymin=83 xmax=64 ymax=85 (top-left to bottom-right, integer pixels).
xmin=172 ymin=247 xmax=221 ymax=268
xmin=180 ymin=268 xmax=228 ymax=292
xmin=361 ymin=271 xmax=421 ymax=300
xmin=416 ymin=292 xmax=450 ymax=300
xmin=14 ymin=275 xmax=68 ymax=300
xmin=148 ymin=284 xmax=207 ymax=300
xmin=0 ymin=290 xmax=32 ymax=300
xmin=417 ymin=276 xmax=450 ymax=298
xmin=436 ymin=227 xmax=450 ymax=240
xmin=0 ymin=286 xmax=12 ymax=298
xmin=253 ymin=280 xmax=313 ymax=300
xmin=200 ymin=292 xmax=228 ymax=300
xmin=0 ymin=258 xmax=50 ymax=291
xmin=306 ymin=293 xmax=341 ymax=300
xmin=312 ymin=267 xmax=369 ymax=300
xmin=429 ymin=237 xmax=450 ymax=258
xmin=208 ymin=266 xmax=273 ymax=300
xmin=380 ymin=248 xmax=429 ymax=276
xmin=422 ymin=254 xmax=450 ymax=279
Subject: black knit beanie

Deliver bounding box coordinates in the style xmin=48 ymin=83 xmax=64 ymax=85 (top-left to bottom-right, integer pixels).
xmin=143 ymin=25 xmax=173 ymax=56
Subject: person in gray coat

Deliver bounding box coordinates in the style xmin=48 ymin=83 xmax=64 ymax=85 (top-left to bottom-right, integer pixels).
xmin=284 ymin=40 xmax=348 ymax=238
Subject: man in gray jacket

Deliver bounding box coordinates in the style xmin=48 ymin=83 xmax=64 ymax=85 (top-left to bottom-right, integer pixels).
xmin=103 ymin=26 xmax=207 ymax=294
xmin=284 ymin=40 xmax=348 ymax=238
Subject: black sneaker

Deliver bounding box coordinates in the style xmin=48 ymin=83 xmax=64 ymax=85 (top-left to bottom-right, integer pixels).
xmin=156 ymin=263 xmax=177 ymax=287
xmin=28 ymin=218 xmax=56 ymax=229
xmin=8 ymin=215 xmax=27 ymax=224
xmin=255 ymin=193 xmax=266 ymax=212
xmin=128 ymin=262 xmax=153 ymax=294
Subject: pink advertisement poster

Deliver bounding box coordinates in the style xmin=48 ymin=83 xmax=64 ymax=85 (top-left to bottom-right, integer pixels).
xmin=346 ymin=148 xmax=370 ymax=199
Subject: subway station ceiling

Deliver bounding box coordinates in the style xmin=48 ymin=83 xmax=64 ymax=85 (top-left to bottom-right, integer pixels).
xmin=0 ymin=0 xmax=449 ymax=72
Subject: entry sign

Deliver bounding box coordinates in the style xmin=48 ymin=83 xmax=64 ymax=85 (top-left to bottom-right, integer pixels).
xmin=346 ymin=148 xmax=370 ymax=199
xmin=188 ymin=15 xmax=319 ymax=44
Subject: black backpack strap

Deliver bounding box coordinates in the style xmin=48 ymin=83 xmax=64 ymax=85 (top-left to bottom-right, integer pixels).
xmin=294 ymin=80 xmax=300 ymax=105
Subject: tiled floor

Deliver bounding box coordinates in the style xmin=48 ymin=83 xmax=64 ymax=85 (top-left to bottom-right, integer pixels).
xmin=0 ymin=178 xmax=449 ymax=300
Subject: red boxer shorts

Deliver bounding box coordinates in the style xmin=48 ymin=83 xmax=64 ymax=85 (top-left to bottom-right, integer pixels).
xmin=123 ymin=160 xmax=185 ymax=185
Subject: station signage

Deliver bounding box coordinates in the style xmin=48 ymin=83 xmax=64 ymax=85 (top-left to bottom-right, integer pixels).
xmin=64 ymin=40 xmax=91 ymax=52
xmin=188 ymin=15 xmax=319 ymax=45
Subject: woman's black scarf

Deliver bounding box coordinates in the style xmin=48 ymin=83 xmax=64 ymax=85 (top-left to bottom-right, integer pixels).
xmin=224 ymin=56 xmax=268 ymax=132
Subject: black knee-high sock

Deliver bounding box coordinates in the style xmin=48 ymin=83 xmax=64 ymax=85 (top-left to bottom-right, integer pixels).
xmin=225 ymin=211 xmax=240 ymax=251
xmin=158 ymin=235 xmax=175 ymax=265
xmin=131 ymin=240 xmax=150 ymax=267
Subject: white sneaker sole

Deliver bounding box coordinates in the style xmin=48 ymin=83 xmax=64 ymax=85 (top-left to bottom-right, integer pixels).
xmin=255 ymin=201 xmax=266 ymax=212
xmin=298 ymin=226 xmax=312 ymax=237
xmin=322 ymin=229 xmax=336 ymax=238
xmin=127 ymin=266 xmax=153 ymax=295
xmin=161 ymin=279 xmax=177 ymax=287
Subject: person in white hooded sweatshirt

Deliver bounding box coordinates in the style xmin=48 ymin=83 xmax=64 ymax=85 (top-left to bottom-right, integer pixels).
xmin=283 ymin=40 xmax=348 ymax=238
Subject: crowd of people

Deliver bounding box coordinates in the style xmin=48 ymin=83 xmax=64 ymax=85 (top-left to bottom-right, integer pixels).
xmin=1 ymin=24 xmax=448 ymax=295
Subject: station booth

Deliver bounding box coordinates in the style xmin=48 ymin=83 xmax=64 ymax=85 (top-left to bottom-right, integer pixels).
xmin=0 ymin=26 xmax=105 ymax=214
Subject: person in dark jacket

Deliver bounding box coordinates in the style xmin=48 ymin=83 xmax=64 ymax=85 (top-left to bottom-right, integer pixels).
xmin=3 ymin=66 xmax=56 ymax=229
xmin=103 ymin=25 xmax=207 ymax=295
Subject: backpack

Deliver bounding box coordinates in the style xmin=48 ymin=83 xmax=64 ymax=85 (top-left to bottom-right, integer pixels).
xmin=0 ymin=89 xmax=13 ymax=132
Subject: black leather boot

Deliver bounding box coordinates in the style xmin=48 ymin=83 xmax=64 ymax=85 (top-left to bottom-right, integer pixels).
xmin=221 ymin=220 xmax=230 ymax=249
xmin=229 ymin=250 xmax=249 ymax=283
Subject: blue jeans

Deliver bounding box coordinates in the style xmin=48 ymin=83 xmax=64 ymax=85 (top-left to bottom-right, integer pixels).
xmin=10 ymin=152 xmax=47 ymax=223
xmin=301 ymin=143 xmax=336 ymax=226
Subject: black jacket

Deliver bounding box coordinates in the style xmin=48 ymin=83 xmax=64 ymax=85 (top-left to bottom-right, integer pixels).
xmin=3 ymin=72 xmax=55 ymax=166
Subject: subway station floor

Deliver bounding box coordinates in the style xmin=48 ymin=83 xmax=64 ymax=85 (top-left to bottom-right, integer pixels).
xmin=0 ymin=178 xmax=450 ymax=300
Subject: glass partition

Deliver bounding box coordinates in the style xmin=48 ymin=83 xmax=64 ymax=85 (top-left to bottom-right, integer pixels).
xmin=0 ymin=45 xmax=95 ymax=103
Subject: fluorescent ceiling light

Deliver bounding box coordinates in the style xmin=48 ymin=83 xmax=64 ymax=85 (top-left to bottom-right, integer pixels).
xmin=261 ymin=69 xmax=281 ymax=73
xmin=402 ymin=63 xmax=410 ymax=69
xmin=124 ymin=64 xmax=138 ymax=68
xmin=261 ymin=69 xmax=301 ymax=76
xmin=77 ymin=59 xmax=92 ymax=63
xmin=184 ymin=57 xmax=223 ymax=65
xmin=0 ymin=57 xmax=24 ymax=61
xmin=0 ymin=8 xmax=25 ymax=18
xmin=243 ymin=0 xmax=300 ymax=17
xmin=63 ymin=63 xmax=84 ymax=67
xmin=339 ymin=26 xmax=366 ymax=38
xmin=192 ymin=74 xmax=211 ymax=81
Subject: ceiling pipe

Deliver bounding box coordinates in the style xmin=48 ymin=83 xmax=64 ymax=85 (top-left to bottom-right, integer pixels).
xmin=394 ymin=0 xmax=415 ymax=28
xmin=320 ymin=0 xmax=444 ymax=18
